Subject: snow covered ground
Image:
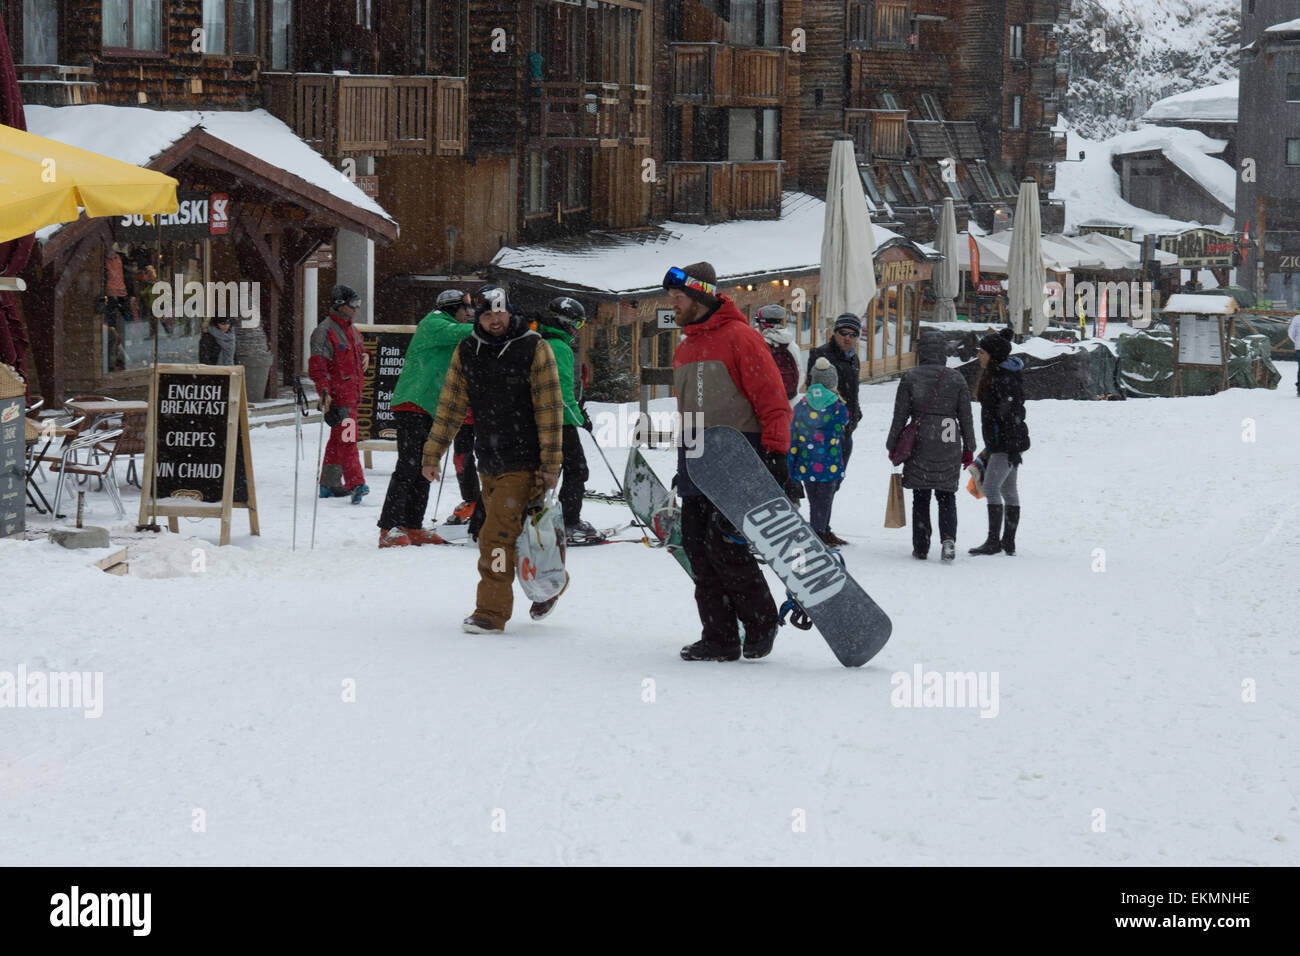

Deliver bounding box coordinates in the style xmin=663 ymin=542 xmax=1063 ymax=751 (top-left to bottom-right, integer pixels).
xmin=4 ymin=380 xmax=1299 ymax=865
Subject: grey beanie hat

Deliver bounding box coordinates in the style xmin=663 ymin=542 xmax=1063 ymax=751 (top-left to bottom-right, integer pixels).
xmin=755 ymin=303 xmax=787 ymax=326
xmin=808 ymin=356 xmax=839 ymax=392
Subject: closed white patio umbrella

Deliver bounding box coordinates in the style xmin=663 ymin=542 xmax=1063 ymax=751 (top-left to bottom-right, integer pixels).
xmin=1006 ymin=179 xmax=1047 ymax=335
xmin=819 ymin=138 xmax=878 ymax=326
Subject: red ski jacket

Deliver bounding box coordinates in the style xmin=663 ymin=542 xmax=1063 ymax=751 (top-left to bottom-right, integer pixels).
xmin=308 ymin=311 xmax=366 ymax=408
xmin=673 ymin=295 xmax=792 ymax=454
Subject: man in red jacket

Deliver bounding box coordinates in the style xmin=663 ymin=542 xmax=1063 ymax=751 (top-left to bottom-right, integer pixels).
xmin=665 ymin=262 xmax=793 ymax=662
xmin=309 ymin=284 xmax=370 ymax=504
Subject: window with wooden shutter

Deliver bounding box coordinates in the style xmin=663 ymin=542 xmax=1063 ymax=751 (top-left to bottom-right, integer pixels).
xmin=874 ymin=1 xmax=907 ymax=49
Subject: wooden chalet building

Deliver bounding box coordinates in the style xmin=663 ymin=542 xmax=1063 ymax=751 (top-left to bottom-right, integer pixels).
xmin=4 ymin=0 xmax=1071 ymax=403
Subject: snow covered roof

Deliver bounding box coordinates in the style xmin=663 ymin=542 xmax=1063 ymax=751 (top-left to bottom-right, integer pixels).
xmin=23 ymin=105 xmax=394 ymax=242
xmin=489 ymin=192 xmax=936 ymax=297
xmin=1264 ymin=17 xmax=1300 ymax=35
xmin=1163 ymin=293 xmax=1236 ymax=314
xmin=1074 ymin=231 xmax=1179 ymax=270
xmin=1052 ymin=124 xmax=1235 ymax=237
xmin=1141 ymin=80 xmax=1238 ymax=125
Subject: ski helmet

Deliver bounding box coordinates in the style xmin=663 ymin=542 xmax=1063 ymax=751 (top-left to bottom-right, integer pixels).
xmin=541 ymin=296 xmax=586 ymax=335
xmin=436 ymin=288 xmax=470 ymax=314
xmin=330 ymin=284 xmax=361 ymax=309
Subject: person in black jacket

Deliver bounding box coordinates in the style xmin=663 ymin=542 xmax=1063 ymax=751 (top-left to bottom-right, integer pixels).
xmin=969 ymin=331 xmax=1029 ymax=555
xmin=198 ymin=316 xmax=236 ymax=365
xmin=886 ymin=333 xmax=976 ymax=561
xmin=805 ymin=315 xmax=864 ymax=456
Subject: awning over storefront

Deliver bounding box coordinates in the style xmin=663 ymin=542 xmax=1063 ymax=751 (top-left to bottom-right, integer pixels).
xmin=955 ymin=230 xmax=1177 ymax=275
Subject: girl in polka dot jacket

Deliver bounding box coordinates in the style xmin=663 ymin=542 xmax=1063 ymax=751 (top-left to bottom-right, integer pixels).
xmin=788 ymin=357 xmax=850 ymax=546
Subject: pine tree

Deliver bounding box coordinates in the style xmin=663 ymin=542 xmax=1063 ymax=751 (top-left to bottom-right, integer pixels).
xmin=583 ymin=326 xmax=639 ymax=404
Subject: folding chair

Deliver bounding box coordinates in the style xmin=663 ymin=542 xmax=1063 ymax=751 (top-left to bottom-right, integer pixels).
xmin=51 ymin=427 xmax=125 ymax=520
xmin=116 ymin=408 xmax=148 ymax=488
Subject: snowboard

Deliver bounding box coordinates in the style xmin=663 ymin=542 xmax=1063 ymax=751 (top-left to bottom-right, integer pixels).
xmin=686 ymin=427 xmax=892 ymax=668
xmin=623 ymin=447 xmax=693 ymax=579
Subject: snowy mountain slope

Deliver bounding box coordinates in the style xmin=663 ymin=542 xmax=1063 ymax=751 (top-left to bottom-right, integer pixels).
xmin=2 ymin=381 xmax=1298 ymax=865
xmin=1061 ymin=0 xmax=1239 ymax=138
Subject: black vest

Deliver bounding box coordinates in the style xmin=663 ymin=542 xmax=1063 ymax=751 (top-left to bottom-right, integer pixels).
xmin=459 ymin=330 xmax=544 ymax=475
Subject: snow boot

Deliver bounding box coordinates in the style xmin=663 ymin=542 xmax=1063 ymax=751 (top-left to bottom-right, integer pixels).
xmin=378 ymin=527 xmax=412 ymax=548
xmin=319 ymin=483 xmax=345 ymax=498
xmin=941 ymin=539 xmax=956 ymax=562
xmin=403 ymin=527 xmax=447 ymax=546
xmin=1000 ymin=506 xmax=1020 ymax=556
xmin=444 ymin=499 xmax=477 ymax=525
xmin=968 ymin=505 xmax=1004 ymax=555
xmin=565 ymin=519 xmax=603 ymax=545
xmin=680 ymin=639 xmax=741 ymax=662
xmin=741 ymin=625 xmax=777 ymax=660
xmin=349 ymin=483 xmax=370 ymax=505
xmin=462 ymin=614 xmax=503 ymax=634
xmin=529 ymin=573 xmax=570 ymax=621
xmin=822 ymin=530 xmax=849 ymax=547
xmin=912 ymin=549 xmax=928 ymax=560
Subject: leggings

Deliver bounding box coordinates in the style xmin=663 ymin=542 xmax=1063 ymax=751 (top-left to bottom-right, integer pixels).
xmin=982 ymin=452 xmax=1019 ymax=506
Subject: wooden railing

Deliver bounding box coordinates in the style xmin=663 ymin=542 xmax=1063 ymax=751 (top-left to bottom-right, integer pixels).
xmin=529 ymin=81 xmax=649 ymax=146
xmin=667 ymin=161 xmax=782 ymax=222
xmin=1030 ymin=64 xmax=1057 ymax=96
xmin=872 ymin=110 xmax=909 ymax=160
xmin=16 ymin=64 xmax=97 ymax=106
xmin=261 ymin=73 xmax=465 ymax=159
xmin=671 ymin=43 xmax=784 ymax=107
xmin=1028 ymin=130 xmax=1066 ymax=162
xmin=841 ymin=110 xmax=908 ymax=162
xmin=1030 ymin=0 xmax=1070 ymax=24
xmin=845 ymin=109 xmax=872 ymax=162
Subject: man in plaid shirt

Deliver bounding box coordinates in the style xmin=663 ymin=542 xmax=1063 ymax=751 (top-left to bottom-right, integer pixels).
xmin=422 ymin=286 xmax=564 ymax=632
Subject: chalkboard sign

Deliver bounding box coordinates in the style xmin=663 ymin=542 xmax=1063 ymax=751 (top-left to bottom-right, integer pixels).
xmin=153 ymin=371 xmax=248 ymax=503
xmin=355 ymin=325 xmax=416 ymax=443
xmin=0 ymin=394 xmax=24 ymax=539
xmin=138 ymin=364 xmax=259 ymax=546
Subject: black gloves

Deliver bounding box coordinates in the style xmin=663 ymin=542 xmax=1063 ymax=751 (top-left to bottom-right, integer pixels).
xmin=323 ymin=405 xmax=348 ymax=427
xmin=580 ymin=407 xmax=594 ymax=433
xmin=764 ymin=450 xmax=789 ymax=488
xmin=1008 ymin=450 xmax=1023 ymax=467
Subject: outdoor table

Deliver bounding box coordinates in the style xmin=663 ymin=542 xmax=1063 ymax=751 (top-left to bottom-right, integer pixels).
xmin=65 ymin=399 xmax=147 ymax=429
xmin=24 ymin=419 xmax=77 ymax=514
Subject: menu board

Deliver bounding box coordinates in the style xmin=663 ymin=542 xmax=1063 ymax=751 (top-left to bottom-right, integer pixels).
xmin=153 ymin=370 xmax=248 ymax=503
xmin=356 ymin=325 xmax=416 ymax=442
xmin=0 ymin=395 xmax=24 ymax=538
xmin=1177 ymin=315 xmax=1224 ymax=367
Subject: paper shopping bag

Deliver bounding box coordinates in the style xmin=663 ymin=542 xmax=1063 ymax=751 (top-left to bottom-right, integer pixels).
xmin=884 ymin=472 xmax=906 ymax=528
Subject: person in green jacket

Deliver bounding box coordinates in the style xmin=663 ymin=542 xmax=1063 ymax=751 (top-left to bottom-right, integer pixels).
xmin=536 ymin=296 xmax=599 ymax=542
xmin=377 ymin=289 xmax=475 ymax=547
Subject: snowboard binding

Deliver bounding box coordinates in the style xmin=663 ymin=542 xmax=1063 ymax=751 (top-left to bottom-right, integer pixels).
xmin=776 ymin=550 xmax=847 ymax=630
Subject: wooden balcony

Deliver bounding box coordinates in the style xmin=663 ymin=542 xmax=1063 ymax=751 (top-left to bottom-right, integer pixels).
xmin=844 ymin=109 xmax=909 ymax=163
xmin=1030 ymin=64 xmax=1058 ymax=96
xmin=1030 ymin=0 xmax=1071 ymax=25
xmin=528 ymin=82 xmax=650 ymax=147
xmin=667 ymin=161 xmax=783 ymax=223
xmin=262 ymin=73 xmax=466 ymax=159
xmin=16 ymin=65 xmax=97 ymax=106
xmin=671 ymin=44 xmax=785 ymax=108
xmin=1041 ymin=96 xmax=1060 ymax=128
xmin=1028 ymin=130 xmax=1067 ymax=162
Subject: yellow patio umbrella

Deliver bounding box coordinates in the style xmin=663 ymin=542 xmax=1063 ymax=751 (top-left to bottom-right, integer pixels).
xmin=0 ymin=123 xmax=179 ymax=244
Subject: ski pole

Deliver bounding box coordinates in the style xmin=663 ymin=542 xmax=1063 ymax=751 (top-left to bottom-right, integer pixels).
xmin=306 ymin=408 xmax=322 ymax=548
xmin=431 ymin=444 xmax=450 ymax=526
xmin=292 ymin=379 xmax=308 ymax=551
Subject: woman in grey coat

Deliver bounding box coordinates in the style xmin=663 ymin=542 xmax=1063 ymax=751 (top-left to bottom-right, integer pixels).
xmin=885 ymin=333 xmax=976 ymax=561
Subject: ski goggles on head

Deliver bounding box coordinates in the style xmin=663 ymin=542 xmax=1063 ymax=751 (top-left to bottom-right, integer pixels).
xmin=662 ymin=267 xmax=716 ymax=298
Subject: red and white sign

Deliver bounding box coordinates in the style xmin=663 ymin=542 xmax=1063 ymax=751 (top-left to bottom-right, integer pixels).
xmin=975 ymin=280 xmax=1002 ymax=296
xmin=209 ymin=193 xmax=230 ymax=235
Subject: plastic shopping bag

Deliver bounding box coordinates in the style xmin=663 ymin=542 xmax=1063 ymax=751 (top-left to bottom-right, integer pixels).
xmin=516 ymin=491 xmax=569 ymax=603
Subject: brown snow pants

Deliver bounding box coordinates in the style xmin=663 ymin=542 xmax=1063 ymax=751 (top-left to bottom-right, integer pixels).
xmin=475 ymin=470 xmax=543 ymax=629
